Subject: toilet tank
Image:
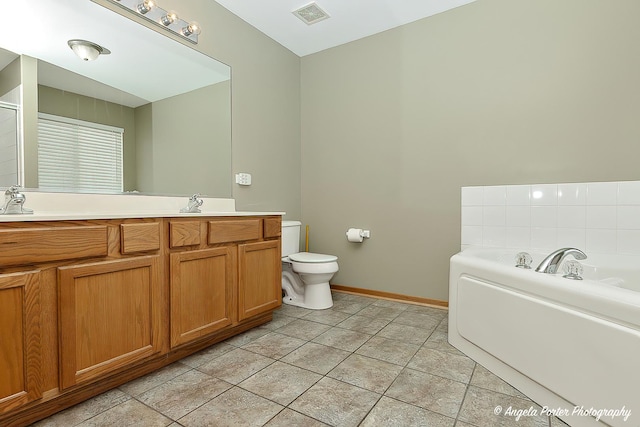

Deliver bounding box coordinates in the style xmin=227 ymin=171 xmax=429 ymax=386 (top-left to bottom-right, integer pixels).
xmin=281 ymin=220 xmax=301 ymax=257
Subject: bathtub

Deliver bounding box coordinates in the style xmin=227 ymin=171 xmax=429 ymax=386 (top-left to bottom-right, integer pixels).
xmin=448 ymin=248 xmax=640 ymax=427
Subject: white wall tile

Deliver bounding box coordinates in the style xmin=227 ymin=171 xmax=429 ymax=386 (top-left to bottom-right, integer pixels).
xmin=506 ymin=206 xmax=531 ymax=227
xmin=557 ymin=228 xmax=586 ymax=250
xmin=617 ymin=230 xmax=640 ymax=255
xmin=483 ymin=186 xmax=506 ymax=205
xmin=586 ymin=229 xmax=617 ymax=253
xmin=586 ymin=182 xmax=618 ymax=205
xmin=482 ymin=226 xmax=506 ymax=247
xmin=483 ymin=206 xmax=506 ymax=226
xmin=461 ymin=206 xmax=483 ymax=226
xmin=557 ymin=206 xmax=586 ymax=229
xmin=506 ymin=185 xmax=531 ymax=206
xmin=461 ymin=226 xmax=482 ymax=245
xmin=586 ymin=206 xmax=617 ymax=229
xmin=617 ymin=206 xmax=640 ymax=230
xmin=618 ymin=181 xmax=640 ymax=205
xmin=531 ymin=206 xmax=557 ymax=228
xmin=530 ymin=227 xmax=557 ymax=251
xmin=461 ymin=187 xmax=483 ymax=206
xmin=530 ymin=184 xmax=558 ymax=206
xmin=557 ymin=183 xmax=586 ymax=206
xmin=506 ymin=227 xmax=530 ymax=249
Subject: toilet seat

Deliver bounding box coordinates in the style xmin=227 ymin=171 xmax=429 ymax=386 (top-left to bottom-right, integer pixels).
xmin=289 ymin=252 xmax=337 ymax=263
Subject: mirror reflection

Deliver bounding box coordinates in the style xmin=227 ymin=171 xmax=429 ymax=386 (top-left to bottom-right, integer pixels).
xmin=0 ymin=0 xmax=232 ymax=198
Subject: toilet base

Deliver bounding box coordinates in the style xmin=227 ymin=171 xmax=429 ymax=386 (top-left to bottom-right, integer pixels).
xmin=281 ymin=268 xmax=333 ymax=310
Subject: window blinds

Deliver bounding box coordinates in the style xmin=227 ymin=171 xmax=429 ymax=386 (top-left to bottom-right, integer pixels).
xmin=37 ymin=113 xmax=124 ymax=193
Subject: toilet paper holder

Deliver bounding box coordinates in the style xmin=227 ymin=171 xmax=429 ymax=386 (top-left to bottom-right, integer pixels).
xmin=346 ymin=228 xmax=371 ymax=243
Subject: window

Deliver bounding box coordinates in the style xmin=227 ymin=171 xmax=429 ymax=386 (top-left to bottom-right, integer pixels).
xmin=37 ymin=113 xmax=123 ymax=193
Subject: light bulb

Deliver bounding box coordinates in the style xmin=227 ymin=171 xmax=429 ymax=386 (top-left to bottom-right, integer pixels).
xmin=161 ymin=11 xmax=178 ymax=26
xmin=137 ymin=0 xmax=155 ymax=14
xmin=182 ymin=21 xmax=201 ymax=37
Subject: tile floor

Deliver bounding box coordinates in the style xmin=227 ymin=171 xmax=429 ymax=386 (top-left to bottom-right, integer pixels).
xmin=33 ymin=292 xmax=568 ymax=427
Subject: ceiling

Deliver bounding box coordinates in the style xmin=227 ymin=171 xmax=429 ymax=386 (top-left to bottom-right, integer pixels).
xmin=213 ymin=0 xmax=477 ymax=57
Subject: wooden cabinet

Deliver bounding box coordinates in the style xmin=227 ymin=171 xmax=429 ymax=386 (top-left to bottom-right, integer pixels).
xmin=0 ymin=271 xmax=42 ymax=414
xmin=58 ymin=256 xmax=163 ymax=390
xmin=238 ymin=240 xmax=282 ymax=321
xmin=170 ymin=248 xmax=234 ymax=347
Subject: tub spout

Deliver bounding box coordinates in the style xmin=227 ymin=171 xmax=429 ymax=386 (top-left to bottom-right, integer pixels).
xmin=535 ymin=248 xmax=587 ymax=274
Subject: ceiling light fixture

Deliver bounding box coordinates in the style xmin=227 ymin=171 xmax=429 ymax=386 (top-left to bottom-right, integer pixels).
xmin=103 ymin=0 xmax=201 ymax=44
xmin=68 ymin=39 xmax=111 ymax=61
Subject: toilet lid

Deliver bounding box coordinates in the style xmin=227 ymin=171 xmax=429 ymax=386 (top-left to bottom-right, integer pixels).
xmin=289 ymin=252 xmax=338 ymax=263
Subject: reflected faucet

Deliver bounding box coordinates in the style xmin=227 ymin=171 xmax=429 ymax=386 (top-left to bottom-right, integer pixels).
xmin=535 ymin=248 xmax=587 ymax=274
xmin=1 ymin=186 xmax=33 ymax=215
xmin=180 ymin=193 xmax=203 ymax=213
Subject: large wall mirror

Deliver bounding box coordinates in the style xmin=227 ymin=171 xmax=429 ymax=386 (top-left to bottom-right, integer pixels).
xmin=0 ymin=0 xmax=231 ymax=197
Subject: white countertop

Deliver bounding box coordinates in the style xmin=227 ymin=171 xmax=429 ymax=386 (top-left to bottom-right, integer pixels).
xmin=0 ymin=191 xmax=284 ymax=222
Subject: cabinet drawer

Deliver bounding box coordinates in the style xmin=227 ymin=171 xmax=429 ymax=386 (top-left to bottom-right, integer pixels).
xmin=0 ymin=226 xmax=108 ymax=266
xmin=208 ymin=219 xmax=261 ymax=244
xmin=263 ymin=217 xmax=281 ymax=238
xmin=121 ymin=223 xmax=161 ymax=254
xmin=170 ymin=221 xmax=201 ymax=248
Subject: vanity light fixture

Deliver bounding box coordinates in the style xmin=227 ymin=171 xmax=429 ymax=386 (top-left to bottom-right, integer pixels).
xmin=103 ymin=0 xmax=201 ymax=44
xmin=68 ymin=39 xmax=111 ymax=61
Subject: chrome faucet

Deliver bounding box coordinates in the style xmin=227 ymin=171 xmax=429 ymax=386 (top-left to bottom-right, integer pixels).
xmin=1 ymin=186 xmax=33 ymax=215
xmin=535 ymin=248 xmax=587 ymax=274
xmin=180 ymin=193 xmax=203 ymax=213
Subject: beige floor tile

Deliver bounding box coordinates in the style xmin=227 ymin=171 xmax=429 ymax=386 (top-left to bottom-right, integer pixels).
xmin=327 ymin=354 xmax=403 ymax=394
xmin=289 ymin=377 xmax=380 ymax=427
xmin=261 ymin=312 xmax=298 ymax=330
xmin=356 ymin=305 xmax=405 ymax=320
xmin=312 ymin=327 xmax=371 ymax=352
xmin=77 ymin=399 xmax=172 ymax=427
xmin=32 ymin=389 xmax=130 ymax=427
xmin=281 ymin=342 xmax=350 ymax=375
xmin=275 ymin=304 xmax=314 ymax=318
xmin=355 ymin=336 xmax=420 ymax=366
xmin=385 ymin=368 xmax=467 ymax=418
xmin=180 ymin=342 xmax=236 ymax=368
xmin=376 ymin=322 xmax=433 ymax=345
xmin=239 ymin=361 xmax=322 ymax=405
xmin=422 ymin=329 xmax=466 ymax=356
xmin=178 ymin=387 xmax=283 ymax=427
xmin=360 ymin=396 xmax=455 ymax=427
xmin=470 ymin=364 xmax=527 ymax=398
xmin=118 ymin=362 xmax=191 ymax=397
xmin=275 ymin=318 xmax=332 ymax=340
xmin=370 ymin=299 xmax=412 ymax=310
xmin=404 ymin=304 xmax=448 ymax=318
xmin=223 ymin=326 xmax=272 ymax=347
xmin=392 ymin=310 xmax=442 ymax=330
xmin=241 ymin=331 xmax=307 ymax=359
xmin=197 ymin=347 xmax=274 ymax=384
xmin=457 ymin=386 xmax=549 ymax=427
xmin=330 ymin=299 xmax=373 ymax=314
xmin=407 ymin=347 xmax=476 ymax=383
xmin=336 ymin=314 xmax=390 ymax=334
xmin=302 ymin=309 xmax=352 ymax=326
xmin=265 ymin=408 xmax=330 ymax=426
xmin=137 ymin=369 xmax=232 ymax=420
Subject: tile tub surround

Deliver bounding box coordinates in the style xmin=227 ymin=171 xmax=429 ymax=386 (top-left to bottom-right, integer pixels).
xmin=461 ymin=180 xmax=640 ymax=255
xmin=34 ymin=293 xmax=567 ymax=427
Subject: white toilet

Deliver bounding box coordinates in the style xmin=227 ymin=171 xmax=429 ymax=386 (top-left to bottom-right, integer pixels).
xmin=281 ymin=221 xmax=338 ymax=310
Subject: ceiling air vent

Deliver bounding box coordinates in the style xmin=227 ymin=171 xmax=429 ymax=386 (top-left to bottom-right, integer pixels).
xmin=292 ymin=2 xmax=330 ymax=25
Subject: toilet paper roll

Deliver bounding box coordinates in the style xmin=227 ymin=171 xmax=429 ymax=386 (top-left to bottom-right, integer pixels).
xmin=346 ymin=228 xmax=364 ymax=243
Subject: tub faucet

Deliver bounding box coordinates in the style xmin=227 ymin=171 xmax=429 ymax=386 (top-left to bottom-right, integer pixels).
xmin=535 ymin=248 xmax=587 ymax=274
xmin=1 ymin=186 xmax=33 ymax=215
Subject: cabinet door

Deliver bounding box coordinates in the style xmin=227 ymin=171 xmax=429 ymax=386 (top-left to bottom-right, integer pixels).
xmin=238 ymin=240 xmax=281 ymax=321
xmin=170 ymin=248 xmax=234 ymax=348
xmin=0 ymin=271 xmax=42 ymax=414
xmin=58 ymin=256 xmax=162 ymax=390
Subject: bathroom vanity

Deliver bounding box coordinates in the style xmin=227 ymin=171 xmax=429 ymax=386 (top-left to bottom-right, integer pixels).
xmin=0 ymin=209 xmax=282 ymax=426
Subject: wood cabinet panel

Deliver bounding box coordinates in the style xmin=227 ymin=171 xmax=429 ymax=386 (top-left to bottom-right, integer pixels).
xmin=0 ymin=271 xmax=42 ymax=414
xmin=0 ymin=226 xmax=107 ymax=266
xmin=170 ymin=248 xmax=234 ymax=347
xmin=58 ymin=256 xmax=162 ymax=390
xmin=170 ymin=221 xmax=201 ymax=248
xmin=238 ymin=240 xmax=281 ymax=321
xmin=120 ymin=223 xmax=160 ymax=254
xmin=208 ymin=219 xmax=261 ymax=244
xmin=263 ymin=217 xmax=281 ymax=239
